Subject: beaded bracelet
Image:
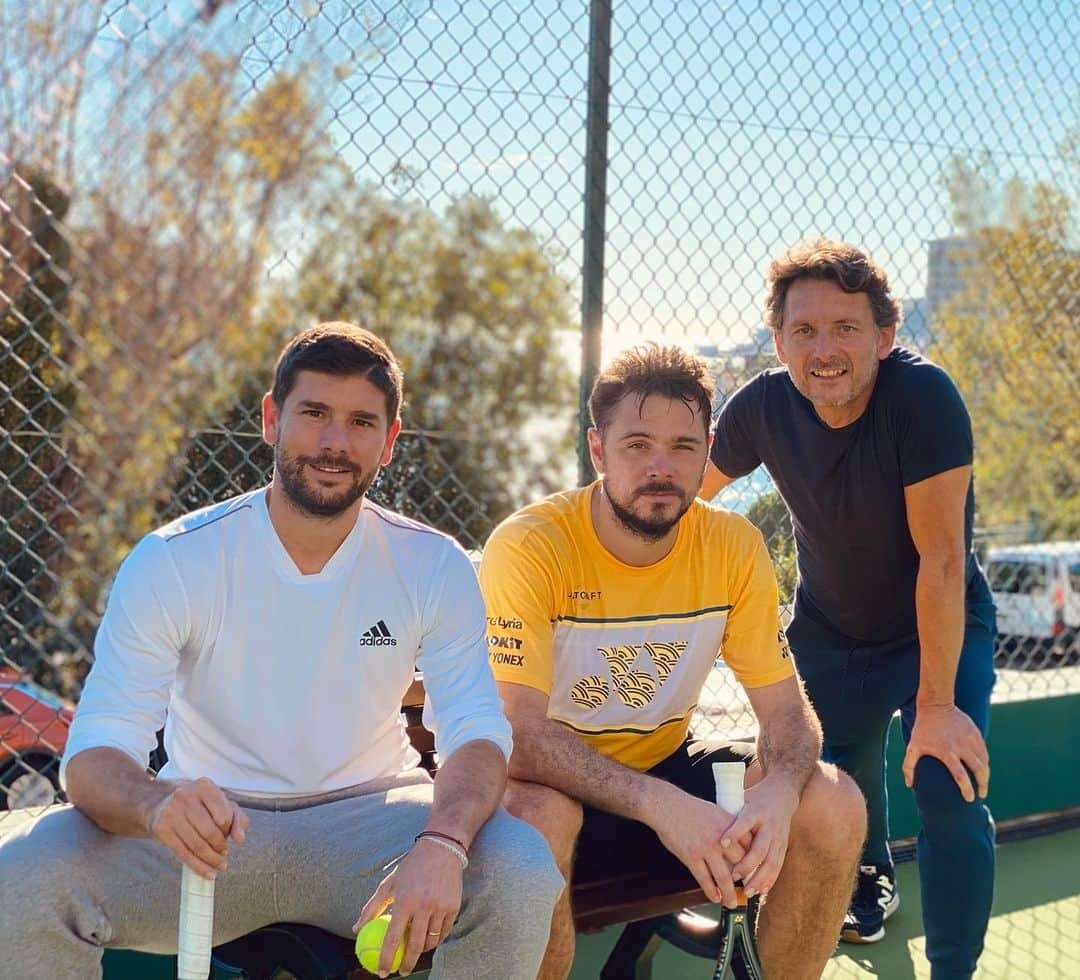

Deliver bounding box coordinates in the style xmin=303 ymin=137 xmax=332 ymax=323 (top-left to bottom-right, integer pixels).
xmin=415 ymin=831 xmax=469 ymax=869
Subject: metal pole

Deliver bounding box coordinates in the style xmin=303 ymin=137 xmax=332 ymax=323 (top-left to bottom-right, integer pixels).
xmin=577 ymin=0 xmax=612 ymax=486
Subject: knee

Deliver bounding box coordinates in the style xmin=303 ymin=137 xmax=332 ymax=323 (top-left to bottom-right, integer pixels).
xmin=519 ymin=820 xmax=565 ymax=909
xmin=0 ymin=826 xmax=90 ymax=938
xmin=473 ymin=810 xmax=565 ymax=914
xmin=1 ymin=826 xmax=64 ymax=905
xmin=0 ymin=839 xmax=34 ymax=937
xmin=503 ymin=779 xmax=583 ymax=869
xmin=791 ymin=762 xmax=867 ymax=859
xmin=912 ymin=756 xmax=988 ymax=824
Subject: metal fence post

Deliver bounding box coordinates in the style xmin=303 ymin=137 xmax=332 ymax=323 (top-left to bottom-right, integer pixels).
xmin=578 ymin=0 xmax=612 ymax=487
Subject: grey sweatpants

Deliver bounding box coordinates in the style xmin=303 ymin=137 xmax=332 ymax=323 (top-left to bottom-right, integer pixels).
xmin=0 ymin=770 xmax=562 ymax=980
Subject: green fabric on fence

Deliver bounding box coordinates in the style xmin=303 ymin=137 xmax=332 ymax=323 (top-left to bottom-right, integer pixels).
xmin=885 ymin=693 xmax=1080 ymax=841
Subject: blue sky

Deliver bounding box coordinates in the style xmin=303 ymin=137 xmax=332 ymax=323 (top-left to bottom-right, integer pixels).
xmin=295 ymin=0 xmax=1079 ymax=356
xmin=57 ymin=0 xmax=1080 ymax=359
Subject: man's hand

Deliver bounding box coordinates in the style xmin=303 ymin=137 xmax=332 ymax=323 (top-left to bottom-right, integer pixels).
xmin=148 ymin=777 xmax=248 ymax=878
xmin=721 ymin=776 xmax=799 ymax=899
xmin=354 ymin=839 xmax=464 ymax=976
xmin=650 ymin=787 xmax=749 ymax=909
xmin=903 ymin=703 xmax=989 ymax=802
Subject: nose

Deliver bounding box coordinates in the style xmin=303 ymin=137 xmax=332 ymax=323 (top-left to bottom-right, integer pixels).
xmin=318 ymin=418 xmax=349 ymax=453
xmin=811 ymin=331 xmax=840 ymax=359
xmin=645 ymin=449 xmax=675 ymax=478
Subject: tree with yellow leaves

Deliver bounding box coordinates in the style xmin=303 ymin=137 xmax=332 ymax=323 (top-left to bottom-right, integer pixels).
xmin=933 ymin=153 xmax=1079 ymax=540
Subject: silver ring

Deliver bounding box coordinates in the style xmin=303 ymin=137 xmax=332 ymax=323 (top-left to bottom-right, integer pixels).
xmin=427 ymin=930 xmax=440 ymax=936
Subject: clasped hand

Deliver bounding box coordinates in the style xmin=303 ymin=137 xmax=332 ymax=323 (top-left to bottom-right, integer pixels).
xmin=654 ymin=778 xmax=797 ymax=908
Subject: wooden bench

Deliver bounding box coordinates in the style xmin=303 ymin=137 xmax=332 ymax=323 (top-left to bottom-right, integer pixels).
xmin=209 ymin=678 xmax=760 ymax=979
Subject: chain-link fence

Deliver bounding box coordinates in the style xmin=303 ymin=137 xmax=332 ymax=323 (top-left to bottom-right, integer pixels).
xmin=1 ymin=0 xmax=1078 ymax=972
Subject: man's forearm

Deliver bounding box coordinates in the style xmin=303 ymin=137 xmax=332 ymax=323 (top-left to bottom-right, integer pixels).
xmin=756 ymin=690 xmax=822 ymax=800
xmin=424 ymin=739 xmax=509 ymax=849
xmin=65 ymin=746 xmax=173 ymax=837
xmin=508 ymin=714 xmax=671 ymax=825
xmin=914 ymin=551 xmax=966 ymax=705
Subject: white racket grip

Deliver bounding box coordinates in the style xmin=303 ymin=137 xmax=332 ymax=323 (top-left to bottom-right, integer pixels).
xmin=178 ymin=865 xmax=215 ymax=979
xmin=712 ymin=760 xmax=745 ymax=816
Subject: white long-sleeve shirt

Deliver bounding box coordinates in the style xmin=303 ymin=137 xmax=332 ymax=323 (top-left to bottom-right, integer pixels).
xmin=61 ymin=487 xmax=512 ymax=795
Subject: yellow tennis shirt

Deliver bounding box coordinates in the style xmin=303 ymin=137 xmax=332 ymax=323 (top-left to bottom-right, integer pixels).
xmin=480 ymin=483 xmax=794 ymax=771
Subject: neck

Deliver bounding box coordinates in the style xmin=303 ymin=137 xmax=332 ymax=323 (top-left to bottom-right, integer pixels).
xmin=589 ymin=484 xmax=680 ymax=567
xmin=265 ymin=483 xmax=361 ymax=575
xmin=814 ymin=401 xmax=867 ymax=429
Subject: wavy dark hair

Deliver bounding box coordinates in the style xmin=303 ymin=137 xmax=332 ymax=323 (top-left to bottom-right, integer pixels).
xmin=271 ymin=321 xmax=403 ymax=420
xmin=589 ymin=343 xmax=714 ymax=437
xmin=765 ymin=237 xmax=902 ymax=332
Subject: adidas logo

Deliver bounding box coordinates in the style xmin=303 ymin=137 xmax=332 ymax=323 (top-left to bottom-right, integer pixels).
xmin=359 ymin=620 xmax=397 ymax=646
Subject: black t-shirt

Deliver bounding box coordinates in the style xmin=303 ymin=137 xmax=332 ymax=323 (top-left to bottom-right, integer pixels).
xmin=711 ymin=347 xmax=977 ymax=643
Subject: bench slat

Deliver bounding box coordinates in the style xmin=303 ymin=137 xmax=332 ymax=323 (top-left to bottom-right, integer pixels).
xmin=571 ymin=867 xmax=706 ymax=932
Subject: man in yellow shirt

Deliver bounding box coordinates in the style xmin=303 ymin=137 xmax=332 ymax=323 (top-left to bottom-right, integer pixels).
xmin=480 ymin=343 xmax=867 ymax=980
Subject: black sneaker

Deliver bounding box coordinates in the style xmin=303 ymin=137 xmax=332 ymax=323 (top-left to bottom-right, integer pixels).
xmin=840 ymin=863 xmax=899 ymax=944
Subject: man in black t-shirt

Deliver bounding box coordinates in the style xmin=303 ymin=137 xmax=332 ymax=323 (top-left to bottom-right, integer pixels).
xmin=701 ymin=239 xmax=995 ymax=980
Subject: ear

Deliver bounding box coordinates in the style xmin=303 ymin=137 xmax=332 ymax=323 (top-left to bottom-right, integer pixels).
xmin=380 ymin=417 xmax=403 ymax=466
xmin=587 ymin=427 xmax=604 ymax=476
xmin=877 ymin=323 xmax=897 ymax=360
xmin=261 ymin=392 xmax=278 ymax=447
xmin=772 ymin=328 xmax=788 ymax=365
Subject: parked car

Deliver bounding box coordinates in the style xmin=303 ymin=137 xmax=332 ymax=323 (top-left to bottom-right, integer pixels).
xmin=986 ymin=542 xmax=1080 ymax=665
xmin=0 ymin=670 xmax=74 ymax=810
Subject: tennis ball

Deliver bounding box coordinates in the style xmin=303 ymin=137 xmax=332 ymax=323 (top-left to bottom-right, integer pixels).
xmin=355 ymin=913 xmax=407 ymax=974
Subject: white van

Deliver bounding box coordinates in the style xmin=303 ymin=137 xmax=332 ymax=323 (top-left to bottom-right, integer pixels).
xmin=985 ymin=542 xmax=1080 ymax=660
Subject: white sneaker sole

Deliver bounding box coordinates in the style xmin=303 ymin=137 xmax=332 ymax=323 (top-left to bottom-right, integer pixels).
xmin=840 ymin=923 xmax=886 ymax=944
xmin=840 ymin=891 xmax=898 ymax=944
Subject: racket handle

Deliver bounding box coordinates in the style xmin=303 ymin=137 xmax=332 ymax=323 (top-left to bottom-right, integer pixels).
xmin=178 ymin=864 xmax=216 ymax=979
xmin=712 ymin=760 xmax=745 ymax=815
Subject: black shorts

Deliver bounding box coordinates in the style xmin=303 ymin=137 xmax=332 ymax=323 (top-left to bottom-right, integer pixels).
xmin=573 ymin=738 xmax=756 ymax=880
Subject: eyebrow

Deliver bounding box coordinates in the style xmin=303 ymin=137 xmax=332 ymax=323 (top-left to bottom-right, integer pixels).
xmin=617 ymin=430 xmax=704 ymax=445
xmin=789 ymin=315 xmax=862 ymax=326
xmin=296 ymin=399 xmax=383 ymax=421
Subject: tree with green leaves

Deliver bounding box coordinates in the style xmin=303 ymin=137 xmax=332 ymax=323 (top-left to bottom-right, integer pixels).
xmin=268 ymin=187 xmax=578 ymax=545
xmin=744 ymin=492 xmax=796 ymax=605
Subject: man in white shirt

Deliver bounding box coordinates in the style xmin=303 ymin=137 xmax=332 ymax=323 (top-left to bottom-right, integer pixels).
xmin=0 ymin=322 xmax=561 ymax=980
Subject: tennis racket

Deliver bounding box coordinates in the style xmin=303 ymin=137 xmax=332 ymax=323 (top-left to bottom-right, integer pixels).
xmin=711 ymin=761 xmax=763 ymax=980
xmin=712 ymin=760 xmax=745 ymax=816
xmin=177 ymin=864 xmax=215 ymax=979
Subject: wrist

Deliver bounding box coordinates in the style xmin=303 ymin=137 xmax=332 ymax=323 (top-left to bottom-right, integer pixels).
xmin=761 ymin=772 xmax=801 ymax=813
xmin=636 ymin=776 xmax=680 ymax=828
xmin=414 ymin=830 xmax=469 ymax=869
xmin=915 ymin=695 xmax=956 ymax=709
xmin=137 ymin=779 xmax=175 ymax=838
xmin=419 ymin=823 xmax=473 ymax=850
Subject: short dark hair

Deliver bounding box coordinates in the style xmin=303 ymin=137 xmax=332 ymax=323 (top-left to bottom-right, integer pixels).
xmin=271 ymin=322 xmax=403 ymax=420
xmin=765 ymin=238 xmax=902 ymax=332
xmin=589 ymin=343 xmax=714 ymax=436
